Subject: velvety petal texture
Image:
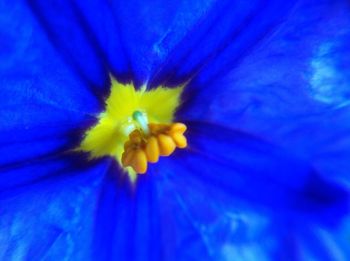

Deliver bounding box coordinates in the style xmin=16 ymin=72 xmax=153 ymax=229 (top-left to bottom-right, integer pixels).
xmin=178 ymin=0 xmax=350 ymax=182
xmin=0 ymin=160 xmax=110 ymax=260
xmin=152 ymin=121 xmax=350 ymax=260
xmin=92 ymin=165 xmax=162 ymax=261
xmin=0 ymin=1 xmax=102 ymax=178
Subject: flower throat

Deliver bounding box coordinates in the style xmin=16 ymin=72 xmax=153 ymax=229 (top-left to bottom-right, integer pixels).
xmin=78 ymin=77 xmax=187 ymax=180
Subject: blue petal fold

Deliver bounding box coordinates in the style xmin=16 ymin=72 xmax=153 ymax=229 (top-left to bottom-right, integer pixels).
xmin=28 ymin=0 xmax=110 ymax=96
xmin=27 ymin=0 xmax=218 ymax=86
xmin=177 ymin=0 xmax=350 ymax=184
xmin=25 ymin=0 xmax=299 ymax=88
xmin=0 ymin=2 xmax=101 ymax=179
xmin=76 ymin=0 xmax=215 ymax=86
xmin=154 ymin=121 xmax=350 ymax=259
xmin=92 ymin=164 xmax=161 ymax=261
xmin=149 ymin=0 xmax=298 ymax=87
xmin=181 ymin=121 xmax=350 ymax=227
xmin=0 ymin=159 xmax=110 ymax=260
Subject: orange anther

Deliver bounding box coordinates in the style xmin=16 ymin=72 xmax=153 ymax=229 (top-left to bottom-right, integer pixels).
xmin=145 ymin=136 xmax=159 ymax=163
xmin=149 ymin=123 xmax=167 ymax=133
xmin=121 ymin=122 xmax=187 ymax=174
xmin=171 ymin=132 xmax=187 ymax=148
xmin=157 ymin=134 xmax=176 ymax=156
xmin=131 ymin=149 xmax=148 ymax=174
xmin=170 ymin=123 xmax=187 ymax=134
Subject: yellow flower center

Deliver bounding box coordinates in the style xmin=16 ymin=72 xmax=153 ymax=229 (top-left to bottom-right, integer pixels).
xmin=78 ymin=77 xmax=187 ymax=180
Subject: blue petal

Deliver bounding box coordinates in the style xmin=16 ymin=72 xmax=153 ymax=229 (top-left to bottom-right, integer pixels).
xmin=78 ymin=0 xmax=232 ymax=86
xmin=92 ymin=164 xmax=162 ymax=261
xmin=150 ymin=161 xmax=273 ymax=260
xmin=107 ymin=0 xmax=218 ymax=86
xmin=0 ymin=2 xmax=100 ymax=174
xmin=178 ymin=0 xmax=350 ymax=182
xmin=28 ymin=0 xmax=110 ymax=95
xmin=149 ymin=0 xmax=298 ymax=87
xmin=94 ymin=164 xmax=236 ymax=261
xmin=154 ymin=121 xmax=350 ymax=259
xmin=0 ymin=159 xmax=110 ymax=260
xmin=0 ymin=2 xmax=102 ymax=110
xmin=180 ymin=0 xmax=350 ymax=116
xmin=0 ymin=153 xmax=103 ymax=192
xmin=26 ymin=0 xmax=299 ymax=88
xmin=299 ymin=226 xmax=347 ymax=260
xmin=27 ymin=0 xmax=216 ymax=86
xmin=187 ymin=121 xmax=350 ymax=227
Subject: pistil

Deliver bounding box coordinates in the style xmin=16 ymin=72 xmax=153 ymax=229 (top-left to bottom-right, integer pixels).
xmin=132 ymin=110 xmax=149 ymax=135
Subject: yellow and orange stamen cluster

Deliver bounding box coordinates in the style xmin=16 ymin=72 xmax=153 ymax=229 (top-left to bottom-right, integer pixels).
xmin=121 ymin=111 xmax=187 ymax=174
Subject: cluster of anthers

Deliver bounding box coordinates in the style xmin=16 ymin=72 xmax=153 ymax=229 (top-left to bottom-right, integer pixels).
xmin=121 ymin=111 xmax=187 ymax=174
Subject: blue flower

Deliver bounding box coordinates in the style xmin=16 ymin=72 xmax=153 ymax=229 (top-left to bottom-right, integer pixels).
xmin=0 ymin=0 xmax=350 ymax=260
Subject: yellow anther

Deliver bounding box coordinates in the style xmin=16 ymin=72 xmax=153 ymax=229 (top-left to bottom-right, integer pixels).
xmin=157 ymin=134 xmax=176 ymax=156
xmin=149 ymin=123 xmax=167 ymax=133
xmin=171 ymin=132 xmax=187 ymax=148
xmin=145 ymin=136 xmax=159 ymax=163
xmin=170 ymin=123 xmax=187 ymax=134
xmin=121 ymin=122 xmax=187 ymax=174
xmin=132 ymin=149 xmax=148 ymax=174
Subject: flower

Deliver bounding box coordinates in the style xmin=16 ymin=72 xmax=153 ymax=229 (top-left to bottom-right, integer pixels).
xmin=0 ymin=0 xmax=350 ymax=260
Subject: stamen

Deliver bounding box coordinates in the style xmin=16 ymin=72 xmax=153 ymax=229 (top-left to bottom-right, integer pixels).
xmin=169 ymin=123 xmax=187 ymax=148
xmin=158 ymin=134 xmax=176 ymax=156
xmin=132 ymin=149 xmax=148 ymax=174
xmin=145 ymin=136 xmax=159 ymax=163
xmin=121 ymin=122 xmax=187 ymax=174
